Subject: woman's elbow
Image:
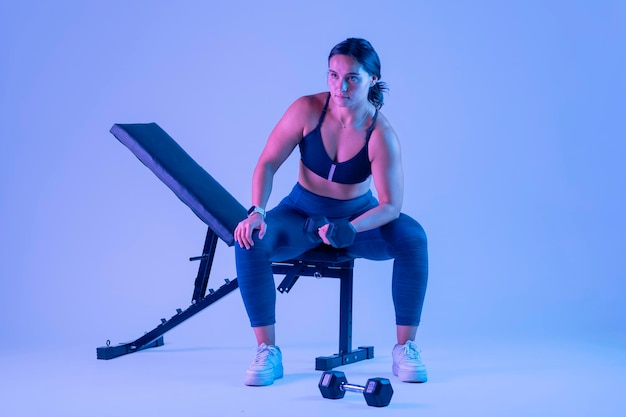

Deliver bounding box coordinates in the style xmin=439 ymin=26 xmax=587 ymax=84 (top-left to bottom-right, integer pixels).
xmin=384 ymin=202 xmax=402 ymax=220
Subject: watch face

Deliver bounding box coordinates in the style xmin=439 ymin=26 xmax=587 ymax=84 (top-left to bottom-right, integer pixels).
xmin=247 ymin=206 xmax=265 ymax=217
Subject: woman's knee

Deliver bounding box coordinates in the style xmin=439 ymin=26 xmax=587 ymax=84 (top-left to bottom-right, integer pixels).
xmin=384 ymin=214 xmax=427 ymax=251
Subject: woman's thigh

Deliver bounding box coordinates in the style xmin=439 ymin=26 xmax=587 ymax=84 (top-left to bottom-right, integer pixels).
xmin=262 ymin=205 xmax=321 ymax=262
xmin=347 ymin=213 xmax=427 ymax=260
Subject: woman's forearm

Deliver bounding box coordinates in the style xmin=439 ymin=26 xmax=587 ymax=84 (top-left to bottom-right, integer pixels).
xmin=350 ymin=202 xmax=401 ymax=232
xmin=251 ymin=162 xmax=276 ymax=209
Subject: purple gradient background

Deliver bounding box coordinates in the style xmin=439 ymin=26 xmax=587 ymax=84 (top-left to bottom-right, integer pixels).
xmin=1 ymin=1 xmax=624 ymax=356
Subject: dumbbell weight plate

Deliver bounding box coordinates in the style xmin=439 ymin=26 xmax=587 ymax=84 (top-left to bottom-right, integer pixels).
xmin=319 ymin=371 xmax=347 ymax=399
xmin=363 ymin=377 xmax=394 ymax=407
xmin=326 ymin=220 xmax=356 ymax=248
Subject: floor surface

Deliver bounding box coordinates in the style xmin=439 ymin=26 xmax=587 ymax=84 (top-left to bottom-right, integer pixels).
xmin=1 ymin=330 xmax=624 ymax=417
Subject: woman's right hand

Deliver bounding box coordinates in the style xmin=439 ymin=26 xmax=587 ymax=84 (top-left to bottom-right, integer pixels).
xmin=234 ymin=213 xmax=267 ymax=249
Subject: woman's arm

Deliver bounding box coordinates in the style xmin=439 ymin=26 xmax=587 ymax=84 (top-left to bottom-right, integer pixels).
xmin=350 ymin=117 xmax=404 ymax=232
xmin=250 ymin=99 xmax=308 ymax=210
xmin=234 ymin=96 xmax=311 ymax=248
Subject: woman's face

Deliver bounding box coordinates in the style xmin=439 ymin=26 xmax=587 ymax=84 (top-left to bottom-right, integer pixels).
xmin=327 ymin=54 xmax=377 ymax=108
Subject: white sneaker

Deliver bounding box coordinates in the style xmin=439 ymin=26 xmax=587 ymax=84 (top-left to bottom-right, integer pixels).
xmin=244 ymin=343 xmax=283 ymax=386
xmin=392 ymin=340 xmax=428 ymax=383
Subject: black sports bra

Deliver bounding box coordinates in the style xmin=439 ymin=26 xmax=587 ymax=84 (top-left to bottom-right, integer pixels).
xmin=298 ymin=93 xmax=378 ymax=184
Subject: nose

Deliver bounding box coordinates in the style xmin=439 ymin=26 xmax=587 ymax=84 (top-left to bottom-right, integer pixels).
xmin=340 ymin=79 xmax=348 ymax=92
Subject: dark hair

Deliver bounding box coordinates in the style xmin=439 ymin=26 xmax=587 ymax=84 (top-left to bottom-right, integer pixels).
xmin=328 ymin=38 xmax=389 ymax=109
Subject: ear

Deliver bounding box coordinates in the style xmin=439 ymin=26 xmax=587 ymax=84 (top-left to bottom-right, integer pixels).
xmin=370 ymin=75 xmax=379 ymax=86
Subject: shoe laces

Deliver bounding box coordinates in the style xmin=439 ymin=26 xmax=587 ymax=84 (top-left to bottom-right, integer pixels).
xmin=252 ymin=343 xmax=273 ymax=365
xmin=398 ymin=341 xmax=421 ymax=361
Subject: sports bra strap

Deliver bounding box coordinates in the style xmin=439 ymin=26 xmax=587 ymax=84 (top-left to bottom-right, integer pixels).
xmin=317 ymin=93 xmax=331 ymax=126
xmin=365 ymin=109 xmax=379 ymax=142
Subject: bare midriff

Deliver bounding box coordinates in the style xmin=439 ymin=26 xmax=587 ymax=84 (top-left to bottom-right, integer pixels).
xmin=297 ymin=161 xmax=371 ymax=200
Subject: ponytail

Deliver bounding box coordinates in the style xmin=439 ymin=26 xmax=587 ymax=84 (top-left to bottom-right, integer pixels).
xmin=368 ymin=80 xmax=389 ymax=110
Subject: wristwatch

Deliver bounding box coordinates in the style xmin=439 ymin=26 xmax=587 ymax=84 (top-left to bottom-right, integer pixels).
xmin=247 ymin=205 xmax=266 ymax=219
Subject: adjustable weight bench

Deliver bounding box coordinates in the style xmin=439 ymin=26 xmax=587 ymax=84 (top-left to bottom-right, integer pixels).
xmin=96 ymin=123 xmax=374 ymax=370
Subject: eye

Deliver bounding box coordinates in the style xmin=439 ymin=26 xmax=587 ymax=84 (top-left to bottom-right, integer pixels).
xmin=328 ymin=72 xmax=338 ymax=79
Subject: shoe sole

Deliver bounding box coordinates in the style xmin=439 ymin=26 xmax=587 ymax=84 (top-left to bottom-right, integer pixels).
xmin=393 ymin=364 xmax=428 ymax=383
xmin=244 ymin=365 xmax=284 ymax=386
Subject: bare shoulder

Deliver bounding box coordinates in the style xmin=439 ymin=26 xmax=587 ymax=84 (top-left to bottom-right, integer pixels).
xmin=288 ymin=92 xmax=328 ymax=115
xmin=282 ymin=92 xmax=328 ymax=133
xmin=296 ymin=91 xmax=328 ymax=105
xmin=370 ymin=111 xmax=401 ymax=153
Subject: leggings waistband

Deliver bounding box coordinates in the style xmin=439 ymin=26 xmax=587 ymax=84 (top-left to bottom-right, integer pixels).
xmin=277 ymin=182 xmax=378 ymax=220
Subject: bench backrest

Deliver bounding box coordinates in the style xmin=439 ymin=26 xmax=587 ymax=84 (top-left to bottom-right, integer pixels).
xmin=110 ymin=123 xmax=246 ymax=246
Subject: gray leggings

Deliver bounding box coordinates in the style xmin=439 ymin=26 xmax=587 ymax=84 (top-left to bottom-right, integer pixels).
xmin=236 ymin=183 xmax=428 ymax=327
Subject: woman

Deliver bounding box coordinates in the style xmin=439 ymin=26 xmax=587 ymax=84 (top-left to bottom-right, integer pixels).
xmin=234 ymin=38 xmax=429 ymax=386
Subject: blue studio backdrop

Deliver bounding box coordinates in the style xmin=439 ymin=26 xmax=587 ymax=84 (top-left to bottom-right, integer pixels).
xmin=0 ymin=1 xmax=624 ymax=354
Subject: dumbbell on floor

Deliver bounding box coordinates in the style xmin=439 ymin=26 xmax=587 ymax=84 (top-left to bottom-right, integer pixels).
xmin=318 ymin=370 xmax=394 ymax=407
xmin=303 ymin=216 xmax=356 ymax=248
